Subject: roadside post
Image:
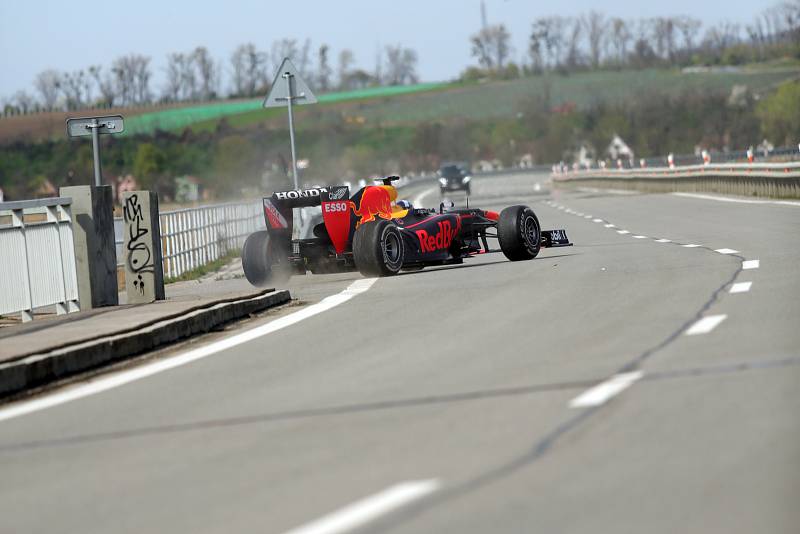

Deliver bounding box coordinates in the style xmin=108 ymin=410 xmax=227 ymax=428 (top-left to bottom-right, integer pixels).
xmin=66 ymin=115 xmax=125 ymax=186
xmin=60 ymin=185 xmax=119 ymax=309
xmin=122 ymin=191 xmax=165 ymax=304
xmin=263 ymin=58 xmax=317 ymax=189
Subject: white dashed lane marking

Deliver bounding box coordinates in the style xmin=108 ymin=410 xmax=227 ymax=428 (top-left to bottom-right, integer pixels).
xmin=682 ymin=244 xmax=701 ymax=248
xmin=604 ymin=223 xmax=615 ymax=228
xmin=742 ymin=259 xmax=760 ymax=270
xmin=282 ymin=480 xmax=441 ymax=534
xmin=655 ymin=239 xmax=671 ymax=243
xmin=715 ymin=248 xmax=739 ymax=255
xmin=686 ymin=315 xmax=727 ymax=336
xmin=730 ymin=282 xmax=752 ymax=294
xmin=569 ymin=372 xmax=644 ymax=408
xmin=617 ymin=230 xmax=630 ymax=234
xmin=632 ymin=235 xmax=647 ymax=239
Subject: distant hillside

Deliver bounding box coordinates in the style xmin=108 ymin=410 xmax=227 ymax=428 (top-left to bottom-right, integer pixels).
xmin=2 ymin=66 xmax=796 ymax=144
xmin=187 ymin=66 xmax=799 ymax=132
xmin=0 ymin=82 xmax=449 ymax=143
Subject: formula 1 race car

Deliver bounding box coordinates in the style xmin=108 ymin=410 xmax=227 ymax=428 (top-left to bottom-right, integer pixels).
xmin=242 ymin=176 xmax=571 ymax=285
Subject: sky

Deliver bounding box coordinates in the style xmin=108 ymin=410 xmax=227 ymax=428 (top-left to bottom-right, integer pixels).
xmin=0 ymin=0 xmax=779 ymax=100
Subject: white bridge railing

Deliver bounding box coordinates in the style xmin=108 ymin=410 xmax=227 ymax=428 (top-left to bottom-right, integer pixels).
xmin=0 ymin=198 xmax=80 ymax=322
xmin=116 ymin=200 xmax=264 ymax=280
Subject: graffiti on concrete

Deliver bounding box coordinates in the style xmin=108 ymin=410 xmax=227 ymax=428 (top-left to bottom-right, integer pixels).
xmin=123 ymin=194 xmax=152 ymax=295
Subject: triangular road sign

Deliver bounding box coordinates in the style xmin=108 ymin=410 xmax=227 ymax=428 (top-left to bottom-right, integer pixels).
xmin=263 ymin=57 xmax=317 ymax=108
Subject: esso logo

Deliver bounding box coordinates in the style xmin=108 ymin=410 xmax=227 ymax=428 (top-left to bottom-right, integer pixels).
xmin=324 ymin=202 xmax=349 ymax=213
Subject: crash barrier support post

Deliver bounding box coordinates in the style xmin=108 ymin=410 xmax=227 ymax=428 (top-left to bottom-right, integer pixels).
xmin=0 ymin=197 xmax=80 ymax=322
xmin=60 ymin=185 xmax=119 ymax=309
xmin=122 ymin=191 xmax=165 ymax=304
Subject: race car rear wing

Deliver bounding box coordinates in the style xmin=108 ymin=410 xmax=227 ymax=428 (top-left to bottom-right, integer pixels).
xmin=262 ymin=185 xmax=350 ymax=234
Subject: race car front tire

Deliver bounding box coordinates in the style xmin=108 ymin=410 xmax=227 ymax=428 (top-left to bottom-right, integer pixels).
xmin=353 ymin=220 xmax=405 ymax=276
xmin=242 ymin=231 xmax=291 ymax=287
xmin=498 ymin=205 xmax=541 ymax=261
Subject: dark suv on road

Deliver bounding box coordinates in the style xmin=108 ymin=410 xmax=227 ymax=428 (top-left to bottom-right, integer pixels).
xmin=438 ymin=163 xmax=472 ymax=196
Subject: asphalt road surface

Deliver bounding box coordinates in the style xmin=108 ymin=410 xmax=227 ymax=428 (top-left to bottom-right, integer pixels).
xmin=1 ymin=173 xmax=798 ymax=533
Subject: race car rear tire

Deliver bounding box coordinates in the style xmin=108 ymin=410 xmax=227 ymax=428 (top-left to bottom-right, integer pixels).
xmin=498 ymin=205 xmax=541 ymax=261
xmin=353 ymin=220 xmax=405 ymax=277
xmin=241 ymin=231 xmax=291 ymax=287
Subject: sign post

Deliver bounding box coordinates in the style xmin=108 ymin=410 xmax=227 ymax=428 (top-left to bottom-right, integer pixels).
xmin=66 ymin=115 xmax=125 ymax=186
xmin=263 ymin=58 xmax=317 ymax=189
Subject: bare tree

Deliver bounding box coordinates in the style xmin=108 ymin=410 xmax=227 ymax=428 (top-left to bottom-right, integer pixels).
xmin=565 ymin=18 xmax=583 ymax=69
xmin=296 ymin=38 xmax=312 ymax=79
xmin=34 ymin=69 xmax=61 ymax=109
xmin=630 ymin=19 xmax=658 ymax=68
xmin=583 ymin=11 xmax=607 ymax=68
xmin=164 ymin=53 xmax=185 ymax=101
xmin=89 ymin=65 xmax=115 ymax=106
xmin=609 ymin=18 xmax=632 ymax=65
xmin=231 ymin=43 xmax=267 ymax=97
xmin=112 ymin=54 xmax=151 ymax=105
xmin=651 ymin=17 xmax=679 ymax=61
xmin=181 ymin=54 xmax=198 ymax=100
xmin=271 ymin=38 xmax=299 ymax=72
xmin=374 ymin=46 xmax=383 ymax=85
xmin=384 ymin=45 xmax=419 ymax=85
xmin=676 ymin=16 xmax=703 ymax=55
xmin=12 ymin=90 xmax=35 ymax=113
xmin=317 ymin=44 xmax=332 ymax=91
xmin=337 ymin=49 xmax=355 ymax=89
xmin=528 ymin=23 xmax=545 ymax=72
xmin=703 ymin=21 xmax=741 ymax=55
xmin=470 ymin=24 xmax=512 ymax=70
xmin=61 ymin=70 xmax=87 ymax=110
xmin=532 ymin=17 xmax=568 ymax=68
xmin=193 ymin=46 xmax=218 ymax=100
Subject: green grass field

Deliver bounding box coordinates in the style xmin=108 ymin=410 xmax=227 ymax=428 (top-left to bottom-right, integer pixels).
xmin=122 ymin=82 xmax=450 ymax=136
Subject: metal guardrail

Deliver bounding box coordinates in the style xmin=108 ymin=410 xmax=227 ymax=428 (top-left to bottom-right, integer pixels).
xmin=115 ymin=201 xmax=264 ymax=280
xmin=552 ymin=161 xmax=800 ymax=198
xmin=0 ymin=198 xmax=79 ymax=322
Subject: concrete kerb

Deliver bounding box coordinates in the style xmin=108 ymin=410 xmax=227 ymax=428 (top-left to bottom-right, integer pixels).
xmin=0 ymin=288 xmax=290 ymax=399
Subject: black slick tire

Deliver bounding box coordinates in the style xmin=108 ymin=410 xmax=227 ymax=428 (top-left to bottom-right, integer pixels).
xmin=241 ymin=231 xmax=290 ymax=287
xmin=352 ymin=220 xmax=405 ymax=277
xmin=497 ymin=205 xmax=541 ymax=261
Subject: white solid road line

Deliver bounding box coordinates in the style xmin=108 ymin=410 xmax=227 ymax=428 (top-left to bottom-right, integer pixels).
xmin=282 ymin=480 xmax=441 ymax=534
xmin=0 ymin=278 xmax=378 ymax=423
xmin=686 ymin=314 xmax=727 ymax=336
xmin=655 ymin=238 xmax=671 ymax=243
xmin=672 ymin=192 xmax=800 ymax=207
xmin=742 ymin=259 xmax=760 ymax=270
xmin=715 ymin=248 xmax=739 ymax=254
xmin=730 ymin=282 xmax=752 ymax=294
xmin=569 ymin=372 xmax=644 ymax=408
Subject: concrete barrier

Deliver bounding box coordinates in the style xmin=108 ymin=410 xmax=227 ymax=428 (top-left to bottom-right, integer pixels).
xmin=60 ymin=185 xmax=119 ymax=309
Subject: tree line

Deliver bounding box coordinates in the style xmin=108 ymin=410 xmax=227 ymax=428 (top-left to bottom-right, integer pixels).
xmin=1 ymin=40 xmax=419 ymax=115
xmin=466 ymin=1 xmax=800 ymax=78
